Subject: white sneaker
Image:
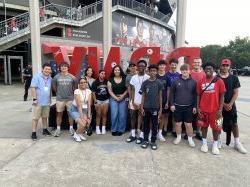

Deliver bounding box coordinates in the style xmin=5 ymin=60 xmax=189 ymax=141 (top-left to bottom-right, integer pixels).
xmin=54 ymin=129 xmax=60 ymax=137
xmin=188 ymin=138 xmax=195 ymax=147
xmin=201 ymin=144 xmax=208 ymax=153
xmin=69 ymin=128 xmax=75 ymax=136
xmin=79 ymin=134 xmax=87 ymax=141
xmin=96 ymin=128 xmax=101 ymax=135
xmin=158 ymin=133 xmax=166 ymax=142
xmin=73 ymin=133 xmax=81 ymax=142
xmin=218 ymin=140 xmax=222 ymax=149
xmin=212 ymin=144 xmax=220 ymax=155
xmin=173 ymin=138 xmax=181 ymax=145
xmin=102 ymin=129 xmax=106 ymax=135
xmin=234 ymin=142 xmax=247 ymax=154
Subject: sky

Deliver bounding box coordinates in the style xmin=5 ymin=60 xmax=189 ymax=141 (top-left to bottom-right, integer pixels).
xmin=185 ymin=0 xmax=250 ymax=47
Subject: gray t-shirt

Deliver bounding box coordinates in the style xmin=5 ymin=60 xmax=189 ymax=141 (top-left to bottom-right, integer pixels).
xmin=141 ymin=79 xmax=163 ymax=109
xmin=52 ymin=73 xmax=78 ymax=101
xmin=125 ymin=74 xmax=134 ymax=87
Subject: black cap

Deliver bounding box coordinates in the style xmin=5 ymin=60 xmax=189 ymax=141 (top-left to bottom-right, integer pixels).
xmin=128 ymin=62 xmax=136 ymax=67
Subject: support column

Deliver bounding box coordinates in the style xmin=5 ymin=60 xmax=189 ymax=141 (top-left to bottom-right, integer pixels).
xmin=176 ymin=0 xmax=187 ymax=70
xmin=29 ymin=0 xmax=42 ymax=74
xmin=103 ymin=0 xmax=112 ymax=64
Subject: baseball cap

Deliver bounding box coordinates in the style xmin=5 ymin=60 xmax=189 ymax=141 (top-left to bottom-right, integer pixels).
xmin=221 ymin=59 xmax=231 ymax=66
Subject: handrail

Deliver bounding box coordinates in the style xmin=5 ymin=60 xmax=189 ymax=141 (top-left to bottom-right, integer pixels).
xmin=0 ymin=0 xmax=170 ymax=40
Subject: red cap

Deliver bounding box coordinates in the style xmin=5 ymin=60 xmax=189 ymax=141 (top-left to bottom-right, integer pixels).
xmin=221 ymin=59 xmax=231 ymax=66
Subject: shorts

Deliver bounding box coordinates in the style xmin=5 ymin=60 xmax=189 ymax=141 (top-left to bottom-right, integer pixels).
xmin=33 ymin=105 xmax=50 ymax=120
xmin=222 ymin=110 xmax=237 ymax=132
xmin=56 ymin=101 xmax=72 ymax=112
xmin=96 ymin=99 xmax=109 ymax=105
xmin=197 ymin=111 xmax=221 ymax=132
xmin=174 ymin=105 xmax=193 ymax=123
xmin=68 ymin=105 xmax=88 ymax=120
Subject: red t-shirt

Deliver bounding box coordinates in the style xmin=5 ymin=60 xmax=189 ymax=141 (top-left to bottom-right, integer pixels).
xmin=191 ymin=70 xmax=206 ymax=83
xmin=197 ymin=77 xmax=226 ymax=113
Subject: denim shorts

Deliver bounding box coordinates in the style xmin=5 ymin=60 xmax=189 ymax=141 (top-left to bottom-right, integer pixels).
xmin=69 ymin=105 xmax=88 ymax=120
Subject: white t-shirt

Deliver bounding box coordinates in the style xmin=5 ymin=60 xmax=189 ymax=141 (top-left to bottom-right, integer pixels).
xmin=130 ymin=74 xmax=150 ymax=105
xmin=72 ymin=88 xmax=91 ymax=109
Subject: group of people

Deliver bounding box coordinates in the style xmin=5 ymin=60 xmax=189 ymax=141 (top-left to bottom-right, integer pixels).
xmin=29 ymin=57 xmax=247 ymax=155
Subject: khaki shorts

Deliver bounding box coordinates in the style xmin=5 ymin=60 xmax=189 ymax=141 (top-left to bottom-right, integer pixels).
xmin=56 ymin=101 xmax=72 ymax=112
xmin=33 ymin=105 xmax=50 ymax=120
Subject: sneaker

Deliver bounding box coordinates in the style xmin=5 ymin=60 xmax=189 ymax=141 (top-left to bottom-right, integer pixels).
xmin=234 ymin=142 xmax=247 ymax=154
xmin=183 ymin=134 xmax=188 ymax=140
xmin=195 ymin=132 xmax=203 ymax=141
xmin=69 ymin=128 xmax=75 ymax=136
xmin=126 ymin=136 xmax=137 ymax=143
xmin=188 ymin=138 xmax=195 ymax=148
xmin=31 ymin=132 xmax=37 ymax=141
xmin=79 ymin=134 xmax=87 ymax=141
xmin=172 ymin=132 xmax=177 ymax=138
xmin=141 ymin=141 xmax=149 ymax=149
xmin=201 ymin=144 xmax=208 ymax=153
xmin=151 ymin=142 xmax=158 ymax=150
xmin=157 ymin=133 xmax=166 ymax=142
xmin=53 ymin=129 xmax=60 ymax=137
xmin=96 ymin=128 xmax=101 ymax=135
xmin=43 ymin=129 xmax=51 ymax=136
xmin=173 ymin=138 xmax=181 ymax=145
xmin=136 ymin=137 xmax=144 ymax=144
xmin=102 ymin=129 xmax=106 ymax=135
xmin=73 ymin=133 xmax=81 ymax=142
xmin=218 ymin=140 xmax=222 ymax=149
xmin=212 ymin=144 xmax=220 ymax=155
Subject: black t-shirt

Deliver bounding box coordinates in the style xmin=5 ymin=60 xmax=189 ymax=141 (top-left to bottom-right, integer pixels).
xmin=92 ymin=79 xmax=109 ymax=101
xmin=220 ymin=74 xmax=240 ymax=103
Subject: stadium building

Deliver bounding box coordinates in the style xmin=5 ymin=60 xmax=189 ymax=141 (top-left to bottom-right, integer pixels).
xmin=0 ymin=0 xmax=177 ymax=84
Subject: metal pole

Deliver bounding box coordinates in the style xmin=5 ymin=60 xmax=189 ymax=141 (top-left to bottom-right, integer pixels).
xmin=4 ymin=0 xmax=7 ymax=35
xmin=176 ymin=0 xmax=187 ymax=48
xmin=29 ymin=0 xmax=42 ymax=74
xmin=71 ymin=0 xmax=72 ymax=19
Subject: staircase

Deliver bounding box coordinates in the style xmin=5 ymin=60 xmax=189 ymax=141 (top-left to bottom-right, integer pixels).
xmin=0 ymin=0 xmax=172 ymax=52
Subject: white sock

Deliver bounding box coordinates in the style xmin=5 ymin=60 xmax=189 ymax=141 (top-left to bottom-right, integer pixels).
xmin=188 ymin=136 xmax=193 ymax=142
xmin=235 ymin=137 xmax=240 ymax=144
xmin=213 ymin=141 xmax=218 ymax=147
xmin=70 ymin=126 xmax=73 ymax=130
xmin=102 ymin=126 xmax=106 ymax=131
xmin=176 ymin=134 xmax=181 ymax=140
xmin=131 ymin=129 xmax=136 ymax=137
xmin=202 ymin=138 xmax=207 ymax=145
xmin=159 ymin=129 xmax=162 ymax=135
xmin=57 ymin=126 xmax=61 ymax=131
xmin=140 ymin=131 xmax=144 ymax=138
xmin=96 ymin=126 xmax=100 ymax=131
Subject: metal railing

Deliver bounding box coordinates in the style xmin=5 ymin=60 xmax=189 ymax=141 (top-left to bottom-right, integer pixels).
xmin=112 ymin=0 xmax=170 ymax=23
xmin=0 ymin=0 xmax=170 ymax=40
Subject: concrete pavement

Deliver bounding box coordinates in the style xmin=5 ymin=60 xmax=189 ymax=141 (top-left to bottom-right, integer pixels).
xmin=0 ymin=76 xmax=250 ymax=187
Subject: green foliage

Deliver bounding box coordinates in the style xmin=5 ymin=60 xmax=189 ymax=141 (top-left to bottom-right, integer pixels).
xmin=200 ymin=37 xmax=250 ymax=68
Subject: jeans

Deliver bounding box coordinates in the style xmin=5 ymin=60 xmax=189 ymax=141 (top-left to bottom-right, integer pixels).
xmin=143 ymin=109 xmax=159 ymax=143
xmin=110 ymin=97 xmax=128 ymax=133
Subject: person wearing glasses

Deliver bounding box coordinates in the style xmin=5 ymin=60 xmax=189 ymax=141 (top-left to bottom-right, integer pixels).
xmin=69 ymin=77 xmax=92 ymax=142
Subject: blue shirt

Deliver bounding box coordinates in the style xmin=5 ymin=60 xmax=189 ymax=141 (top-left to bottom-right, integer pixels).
xmin=31 ymin=73 xmax=52 ymax=106
xmin=166 ymin=71 xmax=180 ymax=86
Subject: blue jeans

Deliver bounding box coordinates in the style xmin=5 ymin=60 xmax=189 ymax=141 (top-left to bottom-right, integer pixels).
xmin=110 ymin=97 xmax=128 ymax=133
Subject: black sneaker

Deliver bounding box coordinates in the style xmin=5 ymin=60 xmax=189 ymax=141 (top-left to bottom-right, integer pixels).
xmin=126 ymin=136 xmax=137 ymax=143
xmin=31 ymin=132 xmax=37 ymax=141
xmin=141 ymin=141 xmax=149 ymax=149
xmin=151 ymin=142 xmax=158 ymax=150
xmin=112 ymin=132 xmax=117 ymax=136
xmin=195 ymin=132 xmax=202 ymax=141
xmin=172 ymin=132 xmax=177 ymax=138
xmin=136 ymin=137 xmax=144 ymax=144
xmin=43 ymin=129 xmax=52 ymax=136
xmin=117 ymin=132 xmax=123 ymax=136
xmin=184 ymin=134 xmax=188 ymax=140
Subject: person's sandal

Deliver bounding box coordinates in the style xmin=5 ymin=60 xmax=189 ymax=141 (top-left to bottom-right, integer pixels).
xmin=141 ymin=141 xmax=149 ymax=149
xmin=151 ymin=142 xmax=158 ymax=150
xmin=126 ymin=136 xmax=137 ymax=143
xmin=136 ymin=137 xmax=144 ymax=144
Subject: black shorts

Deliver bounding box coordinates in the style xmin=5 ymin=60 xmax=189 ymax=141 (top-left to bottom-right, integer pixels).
xmin=222 ymin=110 xmax=238 ymax=132
xmin=174 ymin=105 xmax=193 ymax=123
